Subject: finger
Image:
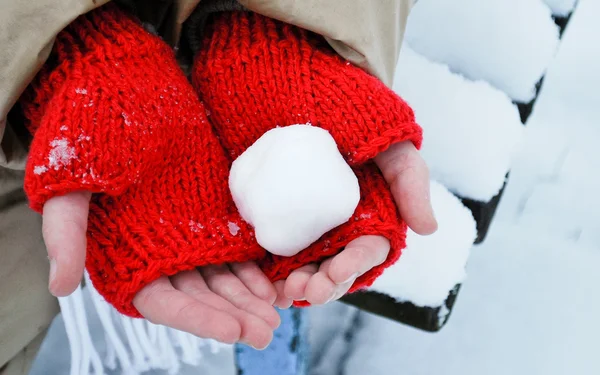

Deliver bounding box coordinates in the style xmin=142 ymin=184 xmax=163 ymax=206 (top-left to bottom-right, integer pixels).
xmin=273 ymin=280 xmax=293 ymax=309
xmin=173 ymin=269 xmax=280 ymax=330
xmin=200 ymin=265 xmax=281 ymax=329
xmin=134 ymin=276 xmax=242 ymax=344
xmin=375 ymin=141 xmax=438 ymax=235
xmin=331 ymin=278 xmax=356 ymax=302
xmin=305 ymin=259 xmax=338 ymax=305
xmin=42 ymin=191 xmax=92 ymax=296
xmin=327 ymin=236 xmax=390 ymax=285
xmin=320 ymin=258 xmax=358 ymax=302
xmin=283 ymin=264 xmax=319 ymax=300
xmin=172 ymin=270 xmax=279 ymax=330
xmin=171 ymin=270 xmax=275 ymax=349
xmin=230 ymin=262 xmax=278 ymax=305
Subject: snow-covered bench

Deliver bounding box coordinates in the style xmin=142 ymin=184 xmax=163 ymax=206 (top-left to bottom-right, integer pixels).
xmin=342 ymin=0 xmax=578 ymax=332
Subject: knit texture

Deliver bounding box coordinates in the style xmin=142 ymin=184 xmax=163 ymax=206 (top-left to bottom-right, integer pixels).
xmin=192 ymin=11 xmax=422 ymax=299
xmin=20 ymin=5 xmax=264 ymax=317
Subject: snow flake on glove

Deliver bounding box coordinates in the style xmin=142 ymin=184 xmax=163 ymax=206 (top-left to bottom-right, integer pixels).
xmin=34 ymin=137 xmax=77 ymax=175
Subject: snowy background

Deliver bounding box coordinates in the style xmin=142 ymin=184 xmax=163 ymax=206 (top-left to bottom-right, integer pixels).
xmin=310 ymin=0 xmax=600 ymax=374
xmin=29 ymin=0 xmax=599 ymax=374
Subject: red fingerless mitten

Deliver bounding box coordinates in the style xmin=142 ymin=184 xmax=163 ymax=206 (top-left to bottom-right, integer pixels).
xmin=20 ymin=5 xmax=264 ymax=316
xmin=192 ymin=11 xmax=422 ymax=296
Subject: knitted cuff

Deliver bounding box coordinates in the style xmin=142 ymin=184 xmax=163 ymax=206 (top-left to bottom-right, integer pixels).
xmin=192 ymin=11 xmax=422 ymax=166
xmin=20 ymin=4 xmax=177 ymax=212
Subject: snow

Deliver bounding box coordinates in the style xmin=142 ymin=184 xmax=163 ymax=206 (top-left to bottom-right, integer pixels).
xmin=405 ymin=0 xmax=560 ymax=102
xmin=337 ymin=235 xmax=600 ymax=375
xmin=188 ymin=221 xmax=204 ymax=233
xmin=48 ymin=138 xmax=77 ymax=170
xmin=394 ymin=46 xmax=523 ymax=201
xmin=369 ymin=181 xmax=477 ymax=307
xmin=34 ymin=137 xmax=77 ymax=174
xmin=309 ymin=304 xmax=359 ymax=375
xmin=33 ymin=165 xmax=48 ymax=175
xmin=544 ymin=0 xmax=578 ymax=16
xmin=227 ymin=222 xmax=240 ymax=236
xmin=122 ymin=112 xmax=133 ymax=126
xmin=311 ymin=1 xmax=600 ymax=374
xmin=338 ymin=231 xmax=600 ymax=375
xmin=229 ymin=125 xmax=360 ymax=257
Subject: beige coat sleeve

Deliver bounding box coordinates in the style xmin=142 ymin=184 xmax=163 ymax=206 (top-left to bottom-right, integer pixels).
xmin=0 ymin=0 xmax=110 ymax=169
xmin=0 ymin=169 xmax=59 ymax=368
xmin=167 ymin=0 xmax=413 ymax=85
xmin=238 ymin=0 xmax=412 ymax=88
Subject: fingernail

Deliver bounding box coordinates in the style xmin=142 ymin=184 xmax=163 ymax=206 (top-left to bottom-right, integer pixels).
xmin=241 ymin=340 xmax=259 ymax=350
xmin=430 ymin=210 xmax=439 ymax=232
xmin=325 ymin=290 xmax=337 ymax=304
xmin=337 ymin=272 xmax=358 ymax=285
xmin=276 ymin=300 xmax=292 ymax=309
xmin=49 ymin=259 xmax=57 ymax=291
xmin=244 ymin=340 xmax=270 ymax=351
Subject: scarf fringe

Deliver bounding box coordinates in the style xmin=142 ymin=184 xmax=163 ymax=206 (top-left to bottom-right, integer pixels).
xmin=56 ymin=273 xmax=229 ymax=375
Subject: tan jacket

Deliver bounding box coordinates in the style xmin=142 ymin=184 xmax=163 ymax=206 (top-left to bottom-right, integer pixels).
xmin=0 ymin=0 xmax=413 ymax=369
xmin=0 ymin=0 xmax=413 ymax=169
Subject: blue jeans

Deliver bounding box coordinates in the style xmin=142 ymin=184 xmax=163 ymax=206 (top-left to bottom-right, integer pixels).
xmin=235 ymin=308 xmax=309 ymax=375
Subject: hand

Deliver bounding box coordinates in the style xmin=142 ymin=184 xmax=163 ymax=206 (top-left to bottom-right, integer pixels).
xmin=43 ymin=192 xmax=280 ymax=349
xmin=281 ymin=141 xmax=438 ymax=306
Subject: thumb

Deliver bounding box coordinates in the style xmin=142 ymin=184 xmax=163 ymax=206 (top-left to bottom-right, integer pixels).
xmin=42 ymin=191 xmax=92 ymax=296
xmin=375 ymin=141 xmax=438 ymax=235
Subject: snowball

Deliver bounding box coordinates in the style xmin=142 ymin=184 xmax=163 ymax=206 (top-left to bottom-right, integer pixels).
xmin=405 ymin=0 xmax=560 ymax=102
xmin=543 ymin=0 xmax=577 ymax=16
xmin=394 ymin=46 xmax=523 ymax=201
xmin=369 ymin=181 xmax=477 ymax=307
xmin=229 ymin=124 xmax=360 ymax=256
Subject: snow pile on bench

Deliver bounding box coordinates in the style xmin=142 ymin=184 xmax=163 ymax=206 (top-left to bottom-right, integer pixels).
xmin=394 ymin=46 xmax=523 ymax=201
xmin=369 ymin=181 xmax=477 ymax=307
xmin=544 ymin=0 xmax=578 ymax=16
xmin=405 ymin=0 xmax=560 ymax=102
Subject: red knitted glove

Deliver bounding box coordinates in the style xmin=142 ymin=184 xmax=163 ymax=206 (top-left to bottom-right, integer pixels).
xmin=192 ymin=12 xmax=422 ymax=296
xmin=20 ymin=5 xmax=264 ymax=316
